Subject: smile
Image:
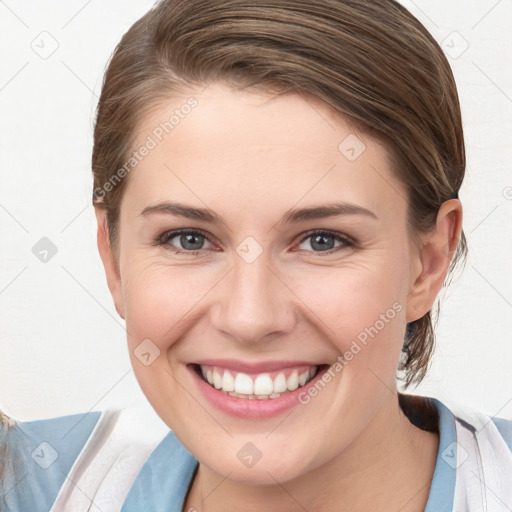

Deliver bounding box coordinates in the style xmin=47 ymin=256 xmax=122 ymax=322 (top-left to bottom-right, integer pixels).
xmin=188 ymin=360 xmax=332 ymax=418
xmin=197 ymin=364 xmax=320 ymax=399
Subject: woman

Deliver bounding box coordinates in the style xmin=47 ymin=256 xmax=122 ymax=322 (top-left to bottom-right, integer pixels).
xmin=2 ymin=0 xmax=512 ymax=511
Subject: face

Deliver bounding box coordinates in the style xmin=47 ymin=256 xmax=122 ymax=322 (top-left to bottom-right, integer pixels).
xmin=98 ymin=82 xmax=443 ymax=484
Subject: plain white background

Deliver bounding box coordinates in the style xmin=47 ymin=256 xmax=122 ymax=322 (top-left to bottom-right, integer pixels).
xmin=0 ymin=0 xmax=511 ymax=437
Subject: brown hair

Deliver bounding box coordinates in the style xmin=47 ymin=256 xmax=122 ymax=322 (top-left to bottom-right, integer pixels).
xmin=92 ymin=0 xmax=467 ymax=388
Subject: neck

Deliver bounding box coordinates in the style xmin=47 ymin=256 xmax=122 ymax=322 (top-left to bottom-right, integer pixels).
xmin=184 ymin=392 xmax=439 ymax=512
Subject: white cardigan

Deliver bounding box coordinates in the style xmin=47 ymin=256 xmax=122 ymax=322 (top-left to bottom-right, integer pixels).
xmin=48 ymin=402 xmax=512 ymax=511
xmin=450 ymin=404 xmax=512 ymax=510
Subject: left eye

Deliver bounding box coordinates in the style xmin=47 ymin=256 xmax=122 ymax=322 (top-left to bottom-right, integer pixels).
xmin=295 ymin=230 xmax=353 ymax=253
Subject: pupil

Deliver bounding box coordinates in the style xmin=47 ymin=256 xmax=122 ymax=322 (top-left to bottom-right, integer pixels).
xmin=312 ymin=234 xmax=334 ymax=251
xmin=182 ymin=233 xmax=203 ymax=250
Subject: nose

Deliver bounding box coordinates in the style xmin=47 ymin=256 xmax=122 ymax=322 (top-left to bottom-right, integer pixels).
xmin=210 ymin=249 xmax=297 ymax=345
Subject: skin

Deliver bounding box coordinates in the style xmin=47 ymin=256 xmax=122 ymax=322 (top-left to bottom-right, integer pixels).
xmin=96 ymin=82 xmax=462 ymax=511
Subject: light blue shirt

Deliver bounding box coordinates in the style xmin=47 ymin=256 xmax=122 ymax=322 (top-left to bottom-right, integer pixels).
xmin=2 ymin=396 xmax=512 ymax=511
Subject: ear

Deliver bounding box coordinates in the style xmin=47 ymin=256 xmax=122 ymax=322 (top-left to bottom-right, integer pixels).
xmin=95 ymin=207 xmax=125 ymax=319
xmin=406 ymin=199 xmax=463 ymax=322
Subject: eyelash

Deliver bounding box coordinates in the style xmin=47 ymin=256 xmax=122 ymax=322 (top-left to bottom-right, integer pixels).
xmin=156 ymin=228 xmax=356 ymax=256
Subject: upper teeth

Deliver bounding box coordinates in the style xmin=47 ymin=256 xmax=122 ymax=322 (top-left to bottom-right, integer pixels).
xmin=200 ymin=365 xmax=317 ymax=398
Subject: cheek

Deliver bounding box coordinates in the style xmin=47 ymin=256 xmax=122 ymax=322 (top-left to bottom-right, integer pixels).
xmin=120 ymin=262 xmax=207 ymax=349
xmin=293 ymin=259 xmax=407 ymax=335
xmin=119 ymin=262 xmax=207 ymax=423
xmin=287 ymin=258 xmax=408 ymax=381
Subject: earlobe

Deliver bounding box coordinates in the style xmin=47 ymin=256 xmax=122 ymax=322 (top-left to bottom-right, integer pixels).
xmin=406 ymin=199 xmax=463 ymax=323
xmin=95 ymin=208 xmax=125 ymax=319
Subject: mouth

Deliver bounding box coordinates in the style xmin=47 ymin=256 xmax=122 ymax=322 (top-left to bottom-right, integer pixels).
xmin=190 ymin=363 xmax=329 ymax=400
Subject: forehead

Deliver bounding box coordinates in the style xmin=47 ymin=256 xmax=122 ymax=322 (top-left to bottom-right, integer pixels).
xmin=124 ymin=82 xmax=407 ymax=224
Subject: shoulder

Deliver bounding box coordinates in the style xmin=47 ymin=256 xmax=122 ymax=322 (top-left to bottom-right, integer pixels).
xmin=417 ymin=396 xmax=512 ymax=512
xmin=445 ymin=402 xmax=512 ymax=509
xmin=448 ymin=400 xmax=512 ymax=453
xmin=121 ymin=429 xmax=198 ymax=511
xmin=437 ymin=398 xmax=512 ymax=457
xmin=0 ymin=409 xmax=102 ymax=512
xmin=491 ymin=416 xmax=512 ymax=452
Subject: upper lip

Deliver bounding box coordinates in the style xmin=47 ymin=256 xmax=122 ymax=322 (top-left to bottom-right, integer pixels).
xmin=190 ymin=359 xmax=325 ymax=374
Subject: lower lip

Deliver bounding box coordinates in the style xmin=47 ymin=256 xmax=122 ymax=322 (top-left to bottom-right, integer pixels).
xmin=187 ymin=364 xmax=330 ymax=419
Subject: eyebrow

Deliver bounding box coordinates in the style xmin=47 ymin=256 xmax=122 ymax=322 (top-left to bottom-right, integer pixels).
xmin=139 ymin=201 xmax=378 ymax=224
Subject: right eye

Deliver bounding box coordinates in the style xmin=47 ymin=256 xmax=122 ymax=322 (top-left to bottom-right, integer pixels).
xmin=157 ymin=228 xmax=216 ymax=254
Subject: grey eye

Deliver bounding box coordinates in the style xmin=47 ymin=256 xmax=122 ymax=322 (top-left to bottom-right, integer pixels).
xmin=296 ymin=231 xmax=350 ymax=253
xmin=160 ymin=229 xmax=213 ymax=252
xmin=177 ymin=232 xmax=205 ymax=251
